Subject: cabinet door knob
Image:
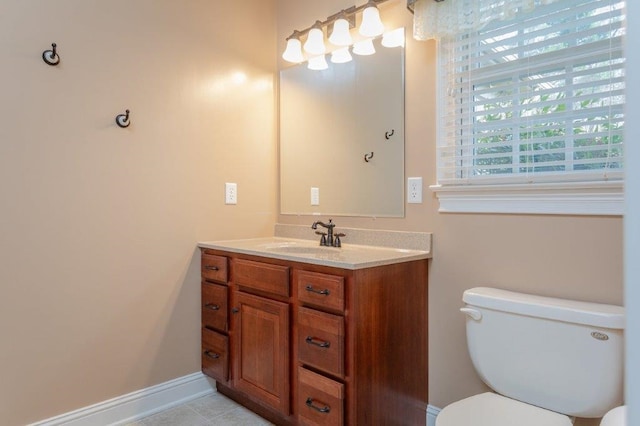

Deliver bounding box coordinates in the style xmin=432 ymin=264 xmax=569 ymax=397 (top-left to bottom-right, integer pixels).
xmin=231 ymin=308 xmax=239 ymax=314
xmin=305 ymin=336 xmax=331 ymax=348
xmin=305 ymin=397 xmax=331 ymax=413
xmin=204 ymin=265 xmax=219 ymax=271
xmin=204 ymin=303 xmax=220 ymax=311
xmin=305 ymin=285 xmax=330 ymax=296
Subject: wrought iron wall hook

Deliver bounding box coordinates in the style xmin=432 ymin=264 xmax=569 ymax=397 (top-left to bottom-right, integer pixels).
xmin=115 ymin=109 xmax=131 ymax=128
xmin=42 ymin=43 xmax=60 ymax=66
xmin=364 ymin=152 xmax=374 ymax=162
xmin=385 ymin=129 xmax=395 ymax=139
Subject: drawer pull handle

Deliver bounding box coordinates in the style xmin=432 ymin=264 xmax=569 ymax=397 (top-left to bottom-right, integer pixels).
xmin=305 ymin=397 xmax=331 ymax=414
xmin=204 ymin=303 xmax=220 ymax=311
xmin=305 ymin=285 xmax=330 ymax=296
xmin=203 ymin=350 xmax=220 ymax=360
xmin=204 ymin=266 xmax=220 ymax=271
xmin=305 ymin=336 xmax=330 ymax=348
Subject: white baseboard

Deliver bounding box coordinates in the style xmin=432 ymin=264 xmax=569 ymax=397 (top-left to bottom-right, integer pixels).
xmin=30 ymin=372 xmax=216 ymax=426
xmin=30 ymin=373 xmax=437 ymax=426
xmin=427 ymin=404 xmax=441 ymax=426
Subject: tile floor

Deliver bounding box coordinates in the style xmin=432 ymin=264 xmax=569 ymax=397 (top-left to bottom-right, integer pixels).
xmin=125 ymin=392 xmax=274 ymax=426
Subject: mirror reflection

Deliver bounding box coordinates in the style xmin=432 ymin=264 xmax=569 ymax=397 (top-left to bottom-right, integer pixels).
xmin=279 ymin=37 xmax=405 ymax=217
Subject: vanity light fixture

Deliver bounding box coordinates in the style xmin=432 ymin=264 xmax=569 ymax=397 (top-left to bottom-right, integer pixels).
xmin=308 ymin=54 xmax=329 ymax=71
xmin=282 ymin=32 xmax=305 ymax=63
xmin=304 ymin=21 xmax=326 ymax=55
xmin=331 ymin=47 xmax=353 ymax=64
xmin=281 ymin=0 xmax=392 ymax=65
xmin=329 ymin=12 xmax=354 ymax=46
xmin=359 ymin=1 xmax=385 ymax=37
xmin=353 ymin=39 xmax=376 ymax=56
xmin=381 ymin=27 xmax=406 ymax=48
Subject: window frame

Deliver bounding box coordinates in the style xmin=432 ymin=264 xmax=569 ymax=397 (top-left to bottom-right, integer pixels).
xmin=430 ymin=0 xmax=625 ymax=216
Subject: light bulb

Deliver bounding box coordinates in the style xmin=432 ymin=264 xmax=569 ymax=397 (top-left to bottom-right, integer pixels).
xmin=359 ymin=2 xmax=384 ymax=37
xmin=304 ymin=22 xmax=326 ymax=55
xmin=308 ymin=55 xmax=329 ymax=71
xmin=353 ymin=39 xmax=376 ymax=56
xmin=329 ymin=17 xmax=353 ymax=46
xmin=331 ymin=47 xmax=352 ymax=64
xmin=282 ymin=36 xmax=304 ymax=63
xmin=381 ymin=28 xmax=405 ymax=48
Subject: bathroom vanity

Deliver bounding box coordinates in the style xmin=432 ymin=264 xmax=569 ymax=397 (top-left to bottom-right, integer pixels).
xmin=198 ymin=234 xmax=430 ymax=425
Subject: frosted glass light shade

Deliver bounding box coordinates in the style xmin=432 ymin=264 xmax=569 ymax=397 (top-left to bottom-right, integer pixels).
xmin=331 ymin=47 xmax=352 ymax=64
xmin=282 ymin=37 xmax=304 ymax=63
xmin=304 ymin=26 xmax=326 ymax=55
xmin=353 ymin=39 xmax=375 ymax=56
xmin=359 ymin=3 xmax=384 ymax=37
xmin=308 ymin=55 xmax=329 ymax=70
xmin=381 ymin=28 xmax=405 ymax=48
xmin=329 ymin=18 xmax=353 ymax=46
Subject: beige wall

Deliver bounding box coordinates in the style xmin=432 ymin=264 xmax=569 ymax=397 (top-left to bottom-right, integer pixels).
xmin=0 ymin=1 xmax=623 ymax=424
xmin=276 ymin=1 xmax=624 ymax=424
xmin=0 ymin=1 xmax=277 ymax=424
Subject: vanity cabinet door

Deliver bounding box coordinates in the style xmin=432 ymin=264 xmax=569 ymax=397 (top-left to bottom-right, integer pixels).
xmin=232 ymin=291 xmax=290 ymax=415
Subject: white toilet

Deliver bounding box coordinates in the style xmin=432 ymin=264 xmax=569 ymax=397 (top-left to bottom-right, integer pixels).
xmin=436 ymin=287 xmax=625 ymax=426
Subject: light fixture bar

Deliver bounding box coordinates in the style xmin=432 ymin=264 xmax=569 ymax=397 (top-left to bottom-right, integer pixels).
xmin=284 ymin=0 xmax=391 ymax=45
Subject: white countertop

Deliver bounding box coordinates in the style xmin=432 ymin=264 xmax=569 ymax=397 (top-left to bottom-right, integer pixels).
xmin=198 ymin=237 xmax=431 ymax=270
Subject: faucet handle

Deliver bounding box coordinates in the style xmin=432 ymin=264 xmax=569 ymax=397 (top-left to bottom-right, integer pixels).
xmin=315 ymin=231 xmax=327 ymax=246
xmin=334 ymin=233 xmax=345 ymax=247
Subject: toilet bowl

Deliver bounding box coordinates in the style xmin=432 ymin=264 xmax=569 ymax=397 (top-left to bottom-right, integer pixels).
xmin=436 ymin=287 xmax=625 ymax=426
xmin=436 ymin=392 xmax=572 ymax=426
xmin=600 ymin=406 xmax=627 ymax=426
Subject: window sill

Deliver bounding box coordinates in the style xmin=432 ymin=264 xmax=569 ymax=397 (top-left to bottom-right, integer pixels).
xmin=430 ymin=181 xmax=624 ymax=216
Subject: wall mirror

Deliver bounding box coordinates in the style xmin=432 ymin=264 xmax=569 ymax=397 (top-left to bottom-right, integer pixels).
xmin=279 ymin=37 xmax=405 ymax=217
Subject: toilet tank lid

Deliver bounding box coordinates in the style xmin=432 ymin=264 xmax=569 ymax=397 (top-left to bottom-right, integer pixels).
xmin=463 ymin=287 xmax=625 ymax=329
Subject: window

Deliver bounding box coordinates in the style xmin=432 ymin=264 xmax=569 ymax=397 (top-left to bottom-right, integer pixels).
xmin=432 ymin=0 xmax=625 ymax=215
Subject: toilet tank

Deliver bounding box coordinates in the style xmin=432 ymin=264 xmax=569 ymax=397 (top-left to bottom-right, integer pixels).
xmin=462 ymin=287 xmax=625 ymax=418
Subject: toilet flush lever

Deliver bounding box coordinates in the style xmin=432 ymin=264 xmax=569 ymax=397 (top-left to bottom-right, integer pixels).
xmin=460 ymin=307 xmax=482 ymax=321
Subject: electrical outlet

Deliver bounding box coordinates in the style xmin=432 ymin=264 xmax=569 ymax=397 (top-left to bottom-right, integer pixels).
xmin=225 ymin=182 xmax=237 ymax=205
xmin=311 ymin=187 xmax=320 ymax=206
xmin=407 ymin=177 xmax=423 ymax=203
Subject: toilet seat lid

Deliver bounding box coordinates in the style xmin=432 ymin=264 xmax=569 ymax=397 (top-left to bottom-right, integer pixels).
xmin=436 ymin=393 xmax=573 ymax=426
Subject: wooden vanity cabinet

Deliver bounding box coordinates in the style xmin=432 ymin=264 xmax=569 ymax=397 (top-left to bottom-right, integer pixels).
xmin=200 ymin=248 xmax=428 ymax=426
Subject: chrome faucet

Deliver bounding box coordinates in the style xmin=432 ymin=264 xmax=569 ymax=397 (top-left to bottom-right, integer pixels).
xmin=311 ymin=219 xmax=345 ymax=247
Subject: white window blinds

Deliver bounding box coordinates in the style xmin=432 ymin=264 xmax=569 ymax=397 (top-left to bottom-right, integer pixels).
xmin=437 ymin=0 xmax=625 ymax=186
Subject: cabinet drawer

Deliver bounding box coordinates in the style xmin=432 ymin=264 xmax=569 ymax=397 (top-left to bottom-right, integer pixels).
xmin=202 ymin=327 xmax=228 ymax=382
xmin=298 ymin=307 xmax=344 ymax=378
xmin=298 ymin=367 xmax=344 ymax=426
xmin=234 ymin=259 xmax=290 ymax=298
xmin=202 ymin=282 xmax=227 ymax=332
xmin=297 ymin=270 xmax=344 ymax=313
xmin=201 ymin=254 xmax=228 ymax=283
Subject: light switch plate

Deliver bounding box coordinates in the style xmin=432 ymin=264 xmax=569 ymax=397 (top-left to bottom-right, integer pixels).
xmin=225 ymin=182 xmax=237 ymax=204
xmin=311 ymin=187 xmax=320 ymax=206
xmin=407 ymin=177 xmax=423 ymax=204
